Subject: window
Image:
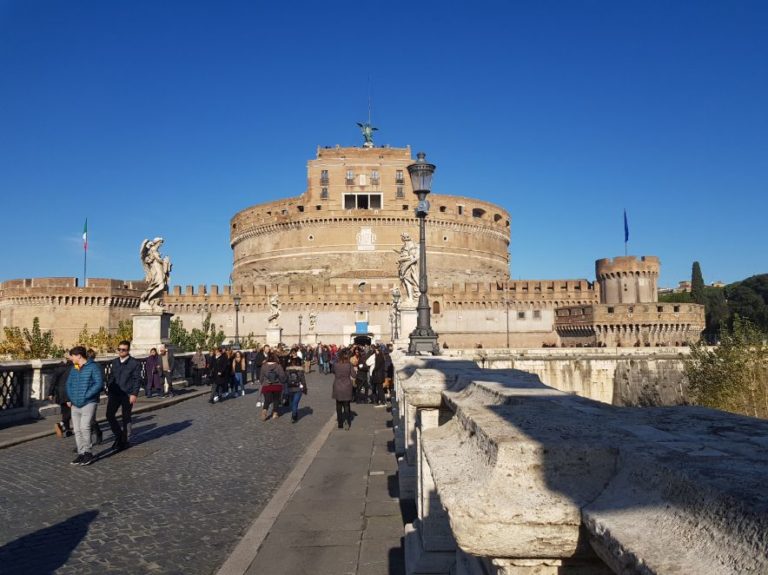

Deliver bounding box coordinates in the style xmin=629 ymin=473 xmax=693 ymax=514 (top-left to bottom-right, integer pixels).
xmin=321 ymin=187 xmax=328 ymax=199
xmin=320 ymin=169 xmax=329 ymax=185
xmin=396 ymin=186 xmax=404 ymax=198
xmin=433 ymin=301 xmax=441 ymax=314
xmin=673 ymin=305 xmax=680 ymax=312
xmin=517 ymin=311 xmax=526 ymax=320
xmin=343 ymin=193 xmax=382 ymax=210
xmin=346 ymin=170 xmax=354 ymax=185
xmin=533 ymin=310 xmax=541 ymax=319
xmin=607 ymin=307 xmax=614 ymax=313
xmin=657 ymin=306 xmax=664 ymax=312
xmin=396 ymin=170 xmax=404 ymax=184
xmin=472 ymin=208 xmax=486 ymax=218
xmin=297 ymin=205 xmax=305 ymax=212
xmin=371 ymin=170 xmax=379 ymax=184
xmin=457 ymin=205 xmax=464 ymax=215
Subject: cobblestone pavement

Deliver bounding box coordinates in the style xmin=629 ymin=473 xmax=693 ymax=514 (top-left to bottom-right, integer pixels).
xmin=0 ymin=373 xmax=336 ymax=575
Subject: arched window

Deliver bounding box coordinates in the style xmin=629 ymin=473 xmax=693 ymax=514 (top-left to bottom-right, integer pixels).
xmin=433 ymin=301 xmax=441 ymax=314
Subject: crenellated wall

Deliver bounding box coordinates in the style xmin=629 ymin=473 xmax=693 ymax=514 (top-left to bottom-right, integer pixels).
xmin=0 ymin=277 xmax=145 ymax=345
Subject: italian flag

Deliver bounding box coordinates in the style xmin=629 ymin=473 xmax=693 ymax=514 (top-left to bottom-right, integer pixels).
xmin=83 ymin=219 xmax=88 ymax=251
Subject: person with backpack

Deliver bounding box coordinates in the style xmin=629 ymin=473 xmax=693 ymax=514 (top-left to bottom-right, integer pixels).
xmin=260 ymin=351 xmax=286 ymax=421
xmin=285 ymin=353 xmax=308 ymax=423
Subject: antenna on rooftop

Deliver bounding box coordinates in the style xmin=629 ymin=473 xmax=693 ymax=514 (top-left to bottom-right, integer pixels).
xmin=357 ymin=76 xmax=378 ymax=148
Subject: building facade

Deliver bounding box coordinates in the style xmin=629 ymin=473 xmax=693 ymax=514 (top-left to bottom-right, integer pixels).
xmin=0 ymin=142 xmax=705 ymax=350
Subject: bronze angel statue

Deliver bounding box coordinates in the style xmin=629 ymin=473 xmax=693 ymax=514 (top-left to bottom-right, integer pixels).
xmin=357 ymin=122 xmax=378 ymax=147
xmin=139 ymin=237 xmax=172 ymax=308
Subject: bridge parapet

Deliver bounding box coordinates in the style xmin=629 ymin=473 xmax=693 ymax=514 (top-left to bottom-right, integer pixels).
xmin=393 ymin=355 xmax=768 ymax=575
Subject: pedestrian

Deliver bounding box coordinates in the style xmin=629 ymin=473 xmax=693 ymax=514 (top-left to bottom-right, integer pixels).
xmin=86 ymin=348 xmax=104 ymax=446
xmin=232 ymin=350 xmax=246 ymax=397
xmin=332 ymin=349 xmax=355 ymax=430
xmin=145 ymin=348 xmax=163 ymax=397
xmin=354 ymin=347 xmax=371 ymax=404
xmin=158 ymin=345 xmax=175 ymax=397
xmin=209 ymin=346 xmax=230 ymax=403
xmin=105 ymin=340 xmax=141 ymax=452
xmin=285 ymin=353 xmax=307 ymax=423
xmin=49 ymin=354 xmax=73 ymax=437
xmin=253 ymin=344 xmax=268 ymax=388
xmin=369 ymin=345 xmax=386 ymax=406
xmin=191 ymin=345 xmax=207 ymax=387
xmin=65 ymin=346 xmax=104 ymax=465
xmin=259 ymin=351 xmax=286 ymax=421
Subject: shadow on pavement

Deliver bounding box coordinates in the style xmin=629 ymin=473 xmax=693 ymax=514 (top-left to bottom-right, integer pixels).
xmin=0 ymin=509 xmax=98 ymax=574
xmin=134 ymin=419 xmax=192 ymax=443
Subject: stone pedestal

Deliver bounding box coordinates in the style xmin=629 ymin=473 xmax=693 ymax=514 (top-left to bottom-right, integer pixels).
xmin=265 ymin=326 xmax=283 ymax=347
xmin=399 ymin=305 xmax=417 ymax=346
xmin=131 ymin=311 xmax=173 ymax=356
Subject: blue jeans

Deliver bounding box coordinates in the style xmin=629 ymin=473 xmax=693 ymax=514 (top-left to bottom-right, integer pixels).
xmin=289 ymin=391 xmax=302 ymax=418
xmin=233 ymin=372 xmax=244 ymax=394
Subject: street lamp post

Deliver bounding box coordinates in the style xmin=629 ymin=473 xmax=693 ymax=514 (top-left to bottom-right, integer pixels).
xmin=392 ymin=289 xmax=401 ymax=342
xmin=298 ymin=314 xmax=303 ymax=345
xmin=504 ymin=280 xmax=510 ymax=349
xmin=407 ymin=152 xmax=440 ymax=355
xmin=233 ymin=294 xmax=241 ymax=350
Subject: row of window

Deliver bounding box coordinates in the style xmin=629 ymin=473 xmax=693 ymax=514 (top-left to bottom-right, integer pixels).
xmin=320 ymin=169 xmax=405 ymax=186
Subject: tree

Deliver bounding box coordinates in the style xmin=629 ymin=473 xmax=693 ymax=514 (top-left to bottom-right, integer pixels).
xmin=0 ymin=317 xmax=66 ymax=359
xmin=684 ymin=316 xmax=768 ymax=418
xmin=725 ymin=274 xmax=768 ymax=333
xmin=691 ymin=261 xmax=705 ymax=305
xmin=75 ymin=320 xmax=133 ymax=354
xmin=170 ymin=314 xmax=225 ymax=352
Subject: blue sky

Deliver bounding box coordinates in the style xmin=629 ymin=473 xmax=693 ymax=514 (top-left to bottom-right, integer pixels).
xmin=1 ymin=1 xmax=766 ymax=289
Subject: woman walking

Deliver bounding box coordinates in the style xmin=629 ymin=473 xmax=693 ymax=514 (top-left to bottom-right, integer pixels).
xmin=332 ymin=349 xmax=355 ymax=430
xmin=285 ymin=353 xmax=308 ymax=423
xmin=259 ymin=351 xmax=286 ymax=420
xmin=232 ymin=350 xmax=246 ymax=397
xmin=145 ymin=348 xmax=162 ymax=398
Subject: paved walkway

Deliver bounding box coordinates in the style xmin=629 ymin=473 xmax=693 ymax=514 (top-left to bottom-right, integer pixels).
xmin=0 ymin=375 xmax=408 ymax=574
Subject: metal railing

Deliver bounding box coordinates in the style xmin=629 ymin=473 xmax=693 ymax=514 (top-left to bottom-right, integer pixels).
xmin=0 ymin=352 xmax=196 ymax=413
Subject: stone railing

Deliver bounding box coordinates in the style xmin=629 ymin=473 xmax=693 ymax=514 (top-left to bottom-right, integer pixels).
xmin=0 ymin=352 xmax=197 ymax=423
xmin=392 ymin=354 xmax=768 ymax=575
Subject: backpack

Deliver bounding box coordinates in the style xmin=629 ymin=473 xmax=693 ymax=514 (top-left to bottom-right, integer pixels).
xmin=265 ymin=368 xmax=280 ymax=385
xmin=287 ymin=369 xmax=302 ymax=389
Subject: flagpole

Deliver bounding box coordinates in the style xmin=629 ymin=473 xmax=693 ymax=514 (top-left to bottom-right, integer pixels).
xmin=82 ymin=218 xmax=88 ymax=287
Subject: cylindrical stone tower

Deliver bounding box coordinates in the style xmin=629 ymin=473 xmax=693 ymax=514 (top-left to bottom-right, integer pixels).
xmin=595 ymin=256 xmax=660 ymax=304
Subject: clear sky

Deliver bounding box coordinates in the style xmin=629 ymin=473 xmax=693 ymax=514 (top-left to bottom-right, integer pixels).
xmin=1 ymin=1 xmax=766 ymax=289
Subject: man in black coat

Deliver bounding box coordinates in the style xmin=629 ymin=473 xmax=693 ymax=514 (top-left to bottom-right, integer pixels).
xmin=209 ymin=346 xmax=231 ymax=403
xmin=105 ymin=340 xmax=142 ymax=451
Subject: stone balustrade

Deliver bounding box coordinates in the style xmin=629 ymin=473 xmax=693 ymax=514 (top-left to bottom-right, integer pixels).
xmin=392 ymin=354 xmax=768 ymax=575
xmin=0 ymin=352 xmax=198 ymax=423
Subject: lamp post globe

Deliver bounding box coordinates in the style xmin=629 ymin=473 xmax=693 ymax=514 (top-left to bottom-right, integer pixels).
xmin=233 ymin=294 xmax=242 ymax=350
xmin=407 ymin=152 xmax=440 ymax=355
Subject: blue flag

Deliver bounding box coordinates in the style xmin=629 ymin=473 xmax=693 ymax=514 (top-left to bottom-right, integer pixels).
xmin=623 ymin=209 xmax=629 ymax=243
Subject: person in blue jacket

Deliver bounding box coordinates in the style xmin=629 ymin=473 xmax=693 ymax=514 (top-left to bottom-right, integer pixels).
xmin=66 ymin=345 xmax=104 ymax=466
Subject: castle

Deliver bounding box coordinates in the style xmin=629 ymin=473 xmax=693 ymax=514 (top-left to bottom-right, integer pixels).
xmin=0 ymin=139 xmax=705 ymax=349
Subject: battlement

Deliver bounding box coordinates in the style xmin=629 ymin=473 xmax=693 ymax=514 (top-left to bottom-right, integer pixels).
xmin=164 ymin=278 xmax=598 ymax=309
xmin=595 ymin=255 xmax=660 ymax=278
xmin=0 ymin=277 xmax=145 ymax=295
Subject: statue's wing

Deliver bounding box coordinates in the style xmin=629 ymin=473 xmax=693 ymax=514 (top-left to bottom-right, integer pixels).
xmin=372 ymin=127 xmax=379 ymax=132
xmin=139 ymin=240 xmax=151 ymax=280
xmin=357 ymin=122 xmax=364 ymax=128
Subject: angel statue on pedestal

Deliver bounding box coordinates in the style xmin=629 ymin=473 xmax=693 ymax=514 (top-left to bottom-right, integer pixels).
xmin=139 ymin=237 xmax=172 ymax=310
